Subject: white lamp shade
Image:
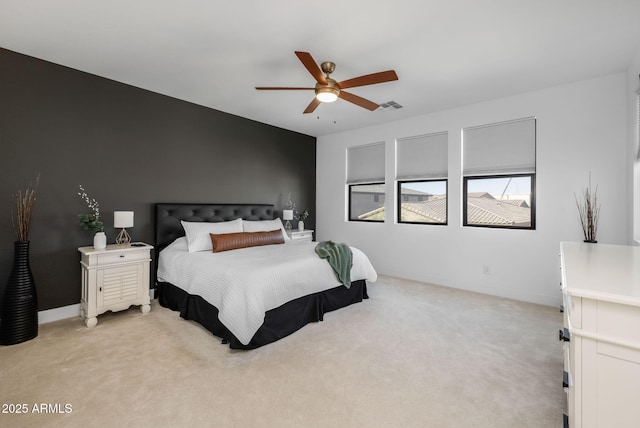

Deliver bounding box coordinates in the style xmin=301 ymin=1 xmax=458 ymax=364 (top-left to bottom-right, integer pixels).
xmin=283 ymin=210 xmax=294 ymax=221
xmin=114 ymin=211 xmax=134 ymax=228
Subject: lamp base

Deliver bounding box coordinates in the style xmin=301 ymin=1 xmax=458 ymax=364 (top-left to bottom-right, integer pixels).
xmin=116 ymin=228 xmax=131 ymax=245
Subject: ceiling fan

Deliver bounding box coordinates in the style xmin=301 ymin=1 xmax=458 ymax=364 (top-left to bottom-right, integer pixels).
xmin=255 ymin=51 xmax=398 ymax=114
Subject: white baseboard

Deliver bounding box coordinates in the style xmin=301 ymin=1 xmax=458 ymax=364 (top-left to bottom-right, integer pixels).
xmin=38 ymin=304 xmax=80 ymax=324
xmin=37 ymin=289 xmax=156 ymax=324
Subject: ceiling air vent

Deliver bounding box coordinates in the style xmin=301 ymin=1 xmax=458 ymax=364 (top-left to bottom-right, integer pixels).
xmin=378 ymin=101 xmax=403 ymax=111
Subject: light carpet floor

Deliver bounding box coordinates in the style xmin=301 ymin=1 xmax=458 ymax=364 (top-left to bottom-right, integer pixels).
xmin=0 ymin=275 xmax=565 ymax=428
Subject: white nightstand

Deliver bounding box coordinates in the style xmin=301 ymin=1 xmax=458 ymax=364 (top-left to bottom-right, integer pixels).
xmin=78 ymin=243 xmax=153 ymax=327
xmin=287 ymin=229 xmax=314 ymax=243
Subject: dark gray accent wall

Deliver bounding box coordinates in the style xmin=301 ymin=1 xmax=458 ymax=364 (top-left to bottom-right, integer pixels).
xmin=0 ymin=48 xmax=316 ymax=311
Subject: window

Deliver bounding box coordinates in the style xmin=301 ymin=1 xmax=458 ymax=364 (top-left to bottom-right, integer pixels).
xmin=462 ymin=118 xmax=536 ymax=229
xmin=347 ymin=142 xmax=385 ymax=222
xmin=349 ymin=183 xmax=386 ymax=221
xmin=463 ymin=175 xmax=534 ymax=228
xmin=398 ymin=180 xmax=448 ymax=224
xmin=396 ymin=132 xmax=448 ymax=224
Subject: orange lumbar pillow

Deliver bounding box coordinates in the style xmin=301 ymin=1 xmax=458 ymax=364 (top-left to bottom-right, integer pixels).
xmin=210 ymin=230 xmax=285 ymax=253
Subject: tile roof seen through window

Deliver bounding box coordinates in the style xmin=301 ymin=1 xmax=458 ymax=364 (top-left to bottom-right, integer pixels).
xmin=358 ymin=192 xmax=530 ymax=226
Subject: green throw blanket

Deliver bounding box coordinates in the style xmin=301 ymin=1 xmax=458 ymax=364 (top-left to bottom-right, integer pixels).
xmin=315 ymin=241 xmax=353 ymax=288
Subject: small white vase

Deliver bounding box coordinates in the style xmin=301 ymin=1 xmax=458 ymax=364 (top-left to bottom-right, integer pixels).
xmin=93 ymin=232 xmax=107 ymax=250
xmin=298 ymin=220 xmax=304 ymax=231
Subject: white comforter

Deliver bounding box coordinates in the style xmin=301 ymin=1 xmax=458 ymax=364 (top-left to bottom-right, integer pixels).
xmin=157 ymin=238 xmax=377 ymax=345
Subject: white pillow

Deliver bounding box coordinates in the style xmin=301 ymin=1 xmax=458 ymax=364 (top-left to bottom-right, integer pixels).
xmin=243 ymin=218 xmax=290 ymax=240
xmin=164 ymin=236 xmax=188 ymax=252
xmin=181 ymin=218 xmax=243 ymax=252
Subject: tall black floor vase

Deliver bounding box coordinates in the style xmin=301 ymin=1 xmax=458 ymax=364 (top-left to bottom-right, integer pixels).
xmin=1 ymin=241 xmax=38 ymax=345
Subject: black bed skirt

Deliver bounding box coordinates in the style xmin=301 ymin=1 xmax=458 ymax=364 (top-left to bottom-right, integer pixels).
xmin=157 ymin=280 xmax=368 ymax=350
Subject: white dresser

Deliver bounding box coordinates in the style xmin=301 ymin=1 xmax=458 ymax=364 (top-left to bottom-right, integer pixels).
xmin=560 ymin=242 xmax=640 ymax=428
xmin=79 ymin=243 xmax=153 ymax=327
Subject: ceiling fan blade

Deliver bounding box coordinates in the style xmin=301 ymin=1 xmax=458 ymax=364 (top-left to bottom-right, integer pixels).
xmin=303 ymin=98 xmax=321 ymax=114
xmin=295 ymin=51 xmax=327 ymax=85
xmin=255 ymin=87 xmax=314 ymax=90
xmin=337 ymin=70 xmax=398 ymax=89
xmin=338 ymin=91 xmax=379 ymax=111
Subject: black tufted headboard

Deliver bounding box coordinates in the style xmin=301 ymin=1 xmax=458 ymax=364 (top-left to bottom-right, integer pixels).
xmin=154 ymin=203 xmax=276 ymax=255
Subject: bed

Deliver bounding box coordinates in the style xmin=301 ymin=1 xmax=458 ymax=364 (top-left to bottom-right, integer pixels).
xmin=154 ymin=203 xmax=377 ymax=349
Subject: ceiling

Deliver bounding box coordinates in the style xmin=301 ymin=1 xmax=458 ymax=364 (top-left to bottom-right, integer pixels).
xmin=2 ymin=0 xmax=640 ymax=137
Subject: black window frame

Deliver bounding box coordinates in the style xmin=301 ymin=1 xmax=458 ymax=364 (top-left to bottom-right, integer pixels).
xmin=397 ymin=179 xmax=448 ymax=226
xmin=348 ymin=183 xmax=386 ymax=223
xmin=462 ymin=173 xmax=536 ymax=230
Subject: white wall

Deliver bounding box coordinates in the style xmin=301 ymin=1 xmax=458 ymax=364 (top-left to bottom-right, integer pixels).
xmin=628 ymin=46 xmax=640 ymax=244
xmin=317 ymin=73 xmax=628 ymax=307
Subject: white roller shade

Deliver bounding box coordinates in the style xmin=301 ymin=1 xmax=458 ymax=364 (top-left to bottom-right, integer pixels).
xmin=347 ymin=142 xmax=385 ymax=184
xmin=396 ymin=132 xmax=448 ymax=180
xmin=463 ymin=117 xmax=536 ymax=175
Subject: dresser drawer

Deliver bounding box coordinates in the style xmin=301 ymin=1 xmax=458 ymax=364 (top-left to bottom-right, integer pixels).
xmin=596 ymin=300 xmax=640 ymax=344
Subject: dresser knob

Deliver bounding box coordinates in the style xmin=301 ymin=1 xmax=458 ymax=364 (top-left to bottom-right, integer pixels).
xmin=119 ymin=255 xmax=125 ymax=258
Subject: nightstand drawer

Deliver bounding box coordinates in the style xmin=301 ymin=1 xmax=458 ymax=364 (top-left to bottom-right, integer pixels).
xmin=96 ymin=250 xmax=149 ymax=266
xmin=287 ymin=229 xmax=314 ymax=242
xmin=292 ymin=231 xmax=313 ymax=240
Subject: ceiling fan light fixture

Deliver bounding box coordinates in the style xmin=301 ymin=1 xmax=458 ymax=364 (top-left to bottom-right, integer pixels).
xmin=256 ymin=52 xmax=398 ymax=113
xmin=315 ymin=86 xmax=339 ymax=103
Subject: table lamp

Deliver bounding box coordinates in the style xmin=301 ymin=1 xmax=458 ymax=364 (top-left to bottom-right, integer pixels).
xmin=283 ymin=209 xmax=293 ymax=232
xmin=114 ymin=211 xmax=134 ymax=245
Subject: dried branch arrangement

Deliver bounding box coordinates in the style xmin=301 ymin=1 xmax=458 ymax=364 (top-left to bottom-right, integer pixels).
xmin=574 ymin=175 xmax=600 ymax=243
xmin=12 ymin=175 xmax=40 ymax=242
